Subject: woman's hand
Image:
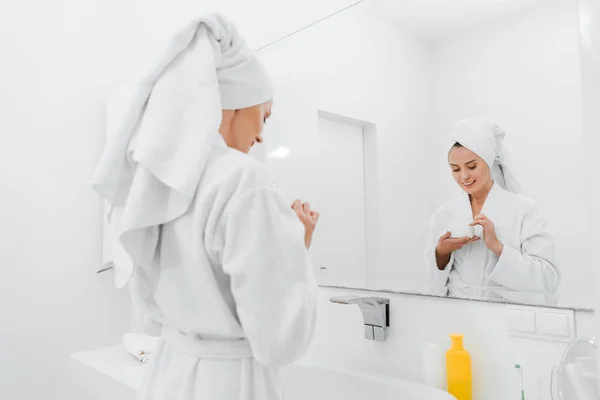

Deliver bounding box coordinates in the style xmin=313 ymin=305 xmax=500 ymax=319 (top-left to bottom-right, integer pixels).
xmin=469 ymin=213 xmax=503 ymax=256
xmin=292 ymin=200 xmax=320 ymax=249
xmin=435 ymin=232 xmax=480 ymax=262
xmin=435 ymin=232 xmax=479 ymax=269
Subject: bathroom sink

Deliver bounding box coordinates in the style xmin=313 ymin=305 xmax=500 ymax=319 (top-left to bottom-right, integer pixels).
xmin=69 ymin=345 xmax=454 ymax=400
xmin=282 ymin=362 xmax=455 ymax=400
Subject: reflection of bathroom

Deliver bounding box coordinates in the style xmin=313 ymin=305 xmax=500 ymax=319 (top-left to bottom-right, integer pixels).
xmin=258 ymin=0 xmax=591 ymax=305
xmin=2 ymin=0 xmax=600 ymax=400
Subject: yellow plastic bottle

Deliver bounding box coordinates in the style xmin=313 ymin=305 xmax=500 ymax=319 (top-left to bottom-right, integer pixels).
xmin=446 ymin=334 xmax=472 ymax=400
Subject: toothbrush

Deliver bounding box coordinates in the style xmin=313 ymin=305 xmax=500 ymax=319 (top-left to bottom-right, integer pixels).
xmin=514 ymin=364 xmax=525 ymax=400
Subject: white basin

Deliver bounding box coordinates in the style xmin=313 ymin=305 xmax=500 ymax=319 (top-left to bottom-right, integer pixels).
xmin=281 ymin=362 xmax=455 ymax=400
xmin=69 ymin=345 xmax=454 ymax=400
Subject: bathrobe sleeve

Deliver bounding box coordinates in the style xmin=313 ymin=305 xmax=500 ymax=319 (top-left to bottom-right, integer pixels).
xmin=425 ymin=210 xmax=452 ymax=296
xmin=219 ymin=186 xmax=318 ymax=367
xmin=485 ymin=205 xmax=560 ymax=294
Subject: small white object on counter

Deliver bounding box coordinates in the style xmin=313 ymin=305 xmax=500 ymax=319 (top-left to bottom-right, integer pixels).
xmin=422 ymin=342 xmax=445 ymax=390
xmin=122 ymin=333 xmax=160 ymax=364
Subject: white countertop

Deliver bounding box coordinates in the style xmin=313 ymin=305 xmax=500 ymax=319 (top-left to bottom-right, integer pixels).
xmin=69 ymin=345 xmax=144 ymax=400
xmin=69 ymin=344 xmax=455 ymax=400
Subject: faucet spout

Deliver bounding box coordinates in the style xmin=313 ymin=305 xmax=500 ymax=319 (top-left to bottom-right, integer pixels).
xmin=330 ymin=295 xmax=366 ymax=305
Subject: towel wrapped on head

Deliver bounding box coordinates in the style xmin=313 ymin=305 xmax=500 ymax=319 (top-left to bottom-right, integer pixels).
xmin=449 ymin=118 xmax=523 ymax=194
xmin=92 ymin=13 xmax=273 ymax=288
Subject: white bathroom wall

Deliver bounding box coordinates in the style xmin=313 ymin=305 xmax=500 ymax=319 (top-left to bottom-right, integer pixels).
xmin=258 ymin=2 xmax=433 ymax=292
xmin=430 ymin=0 xmax=591 ymax=306
xmin=303 ymin=287 xmax=595 ymax=400
xmin=0 ymin=1 xmax=136 ymax=399
xmin=129 ymin=0 xmax=363 ymax=77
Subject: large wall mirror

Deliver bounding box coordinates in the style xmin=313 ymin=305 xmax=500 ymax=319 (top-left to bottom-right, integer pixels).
xmin=254 ymin=0 xmax=593 ymax=310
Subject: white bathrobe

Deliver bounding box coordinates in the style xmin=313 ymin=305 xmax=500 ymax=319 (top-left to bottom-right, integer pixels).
xmin=425 ymin=183 xmax=560 ymax=299
xmin=132 ymin=134 xmax=318 ymax=400
xmin=92 ymin=14 xmax=317 ymax=400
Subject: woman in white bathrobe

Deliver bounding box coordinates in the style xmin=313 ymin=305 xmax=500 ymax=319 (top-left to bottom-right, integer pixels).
xmin=425 ymin=119 xmax=560 ymax=300
xmin=92 ymin=14 xmax=318 ymax=400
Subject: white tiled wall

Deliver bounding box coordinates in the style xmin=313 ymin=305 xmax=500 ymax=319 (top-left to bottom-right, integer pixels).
xmin=302 ymin=287 xmax=594 ymax=400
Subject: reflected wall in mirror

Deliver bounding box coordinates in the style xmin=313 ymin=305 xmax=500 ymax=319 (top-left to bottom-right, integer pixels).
xmin=255 ymin=0 xmax=592 ymax=309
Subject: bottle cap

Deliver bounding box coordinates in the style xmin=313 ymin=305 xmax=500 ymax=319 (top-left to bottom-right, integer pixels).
xmin=450 ymin=334 xmax=464 ymax=350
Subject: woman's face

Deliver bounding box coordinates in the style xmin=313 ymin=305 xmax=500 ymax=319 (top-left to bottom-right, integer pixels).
xmin=220 ymin=101 xmax=273 ymax=153
xmin=448 ymin=145 xmax=491 ymax=194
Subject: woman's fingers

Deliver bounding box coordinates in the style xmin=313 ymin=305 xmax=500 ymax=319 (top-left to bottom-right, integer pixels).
xmin=310 ymin=210 xmax=320 ymax=223
xmin=292 ymin=200 xmax=321 ymax=227
xmin=292 ymin=199 xmax=302 ymax=211
xmin=470 ymin=218 xmax=489 ymax=227
xmin=292 ymin=200 xmax=309 ymax=223
xmin=444 ymin=237 xmax=470 ymax=245
xmin=442 ymin=236 xmax=460 ymax=243
xmin=472 ymin=214 xmax=493 ymax=227
xmin=439 ymin=233 xmax=481 ymax=251
xmin=454 ymin=235 xmax=479 ymax=248
xmin=302 ymin=202 xmax=311 ymax=216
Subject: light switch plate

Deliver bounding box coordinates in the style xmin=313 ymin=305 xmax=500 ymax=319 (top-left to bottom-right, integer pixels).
xmin=507 ymin=308 xmax=536 ymax=333
xmin=537 ymin=311 xmax=571 ymax=337
xmin=506 ymin=305 xmax=575 ymax=342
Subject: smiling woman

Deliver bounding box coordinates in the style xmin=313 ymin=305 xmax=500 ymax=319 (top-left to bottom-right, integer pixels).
xmin=425 ymin=118 xmax=560 ymax=301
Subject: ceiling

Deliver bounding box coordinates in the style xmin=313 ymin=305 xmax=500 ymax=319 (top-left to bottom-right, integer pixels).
xmin=134 ymin=0 xmax=364 ymax=50
xmin=366 ymin=0 xmax=556 ymax=41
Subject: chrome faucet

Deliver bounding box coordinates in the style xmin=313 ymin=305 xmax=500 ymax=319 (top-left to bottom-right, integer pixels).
xmin=330 ymin=296 xmax=390 ymax=342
